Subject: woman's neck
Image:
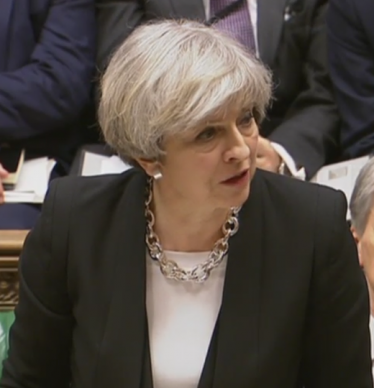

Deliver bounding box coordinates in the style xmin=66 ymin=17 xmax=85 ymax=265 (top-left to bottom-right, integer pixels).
xmin=150 ymin=186 xmax=230 ymax=252
xmin=368 ymin=282 xmax=374 ymax=318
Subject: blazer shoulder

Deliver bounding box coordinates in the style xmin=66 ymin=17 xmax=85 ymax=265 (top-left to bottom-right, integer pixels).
xmin=258 ymin=170 xmax=347 ymax=223
xmin=46 ymin=168 xmax=144 ymax=215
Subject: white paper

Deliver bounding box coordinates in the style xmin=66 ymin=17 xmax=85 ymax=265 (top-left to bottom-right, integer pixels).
xmin=100 ymin=155 xmax=131 ymax=174
xmin=311 ymin=155 xmax=370 ymax=219
xmin=3 ymin=192 xmax=41 ymax=204
xmin=81 ymin=151 xmax=131 ymax=176
xmin=4 ymin=157 xmax=56 ymax=204
xmin=81 ymin=152 xmax=108 ymax=176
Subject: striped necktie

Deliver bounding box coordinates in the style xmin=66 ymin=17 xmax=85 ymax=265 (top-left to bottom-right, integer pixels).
xmin=210 ymin=0 xmax=256 ymax=53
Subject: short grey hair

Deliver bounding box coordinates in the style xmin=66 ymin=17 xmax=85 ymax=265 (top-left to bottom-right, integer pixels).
xmin=350 ymin=157 xmax=374 ymax=236
xmin=98 ymin=19 xmax=272 ymax=165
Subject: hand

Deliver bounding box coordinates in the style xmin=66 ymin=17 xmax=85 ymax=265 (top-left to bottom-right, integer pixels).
xmin=0 ymin=164 xmax=9 ymax=204
xmin=256 ymin=136 xmax=282 ymax=173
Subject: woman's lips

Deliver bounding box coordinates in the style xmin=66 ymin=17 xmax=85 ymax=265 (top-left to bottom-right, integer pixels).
xmin=222 ymin=169 xmax=249 ymax=185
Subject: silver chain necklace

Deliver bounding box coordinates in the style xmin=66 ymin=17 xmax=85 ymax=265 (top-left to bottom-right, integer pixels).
xmin=145 ymin=179 xmax=241 ymax=283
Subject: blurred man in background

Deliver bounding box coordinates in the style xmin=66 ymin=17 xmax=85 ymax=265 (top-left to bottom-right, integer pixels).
xmin=328 ymin=0 xmax=374 ymax=161
xmin=350 ymin=157 xmax=374 ymax=379
xmin=0 ymin=0 xmax=96 ymax=228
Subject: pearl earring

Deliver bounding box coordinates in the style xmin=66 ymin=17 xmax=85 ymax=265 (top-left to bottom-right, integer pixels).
xmin=153 ymin=172 xmax=162 ymax=180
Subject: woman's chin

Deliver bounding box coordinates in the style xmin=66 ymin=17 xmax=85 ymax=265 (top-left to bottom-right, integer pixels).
xmin=223 ymin=185 xmax=251 ymax=209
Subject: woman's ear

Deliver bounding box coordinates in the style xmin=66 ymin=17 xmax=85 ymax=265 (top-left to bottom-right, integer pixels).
xmin=135 ymin=158 xmax=161 ymax=177
xmin=350 ymin=225 xmax=360 ymax=244
xmin=351 ymin=226 xmax=363 ymax=267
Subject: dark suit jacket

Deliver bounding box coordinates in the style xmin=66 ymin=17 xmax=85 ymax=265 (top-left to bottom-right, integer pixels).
xmin=96 ymin=0 xmax=340 ymax=178
xmin=0 ymin=0 xmax=96 ymax=166
xmin=1 ymin=168 xmax=372 ymax=388
xmin=327 ymin=0 xmax=374 ymax=160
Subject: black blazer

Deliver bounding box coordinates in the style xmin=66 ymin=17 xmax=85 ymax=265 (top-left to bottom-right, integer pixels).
xmin=1 ymin=168 xmax=372 ymax=388
xmin=96 ymin=0 xmax=340 ymax=178
xmin=327 ymin=0 xmax=374 ymax=160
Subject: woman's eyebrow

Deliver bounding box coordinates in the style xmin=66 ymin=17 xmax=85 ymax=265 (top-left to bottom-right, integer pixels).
xmin=240 ymin=106 xmax=253 ymax=114
xmin=197 ymin=106 xmax=253 ymax=128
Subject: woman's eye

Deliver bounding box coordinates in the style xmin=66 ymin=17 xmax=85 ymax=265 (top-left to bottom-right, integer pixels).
xmin=196 ymin=126 xmax=217 ymax=141
xmin=238 ymin=111 xmax=254 ymax=126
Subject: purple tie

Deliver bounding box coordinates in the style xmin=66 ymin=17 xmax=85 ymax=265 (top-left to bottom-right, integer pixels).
xmin=210 ymin=0 xmax=256 ymax=53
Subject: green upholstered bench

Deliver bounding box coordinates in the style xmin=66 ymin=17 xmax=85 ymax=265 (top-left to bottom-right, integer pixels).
xmin=0 ymin=311 xmax=15 ymax=377
xmin=0 ymin=230 xmax=28 ymax=378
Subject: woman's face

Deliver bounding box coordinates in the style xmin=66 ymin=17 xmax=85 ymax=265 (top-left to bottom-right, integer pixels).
xmin=155 ymin=105 xmax=259 ymax=211
xmin=354 ymin=210 xmax=374 ymax=292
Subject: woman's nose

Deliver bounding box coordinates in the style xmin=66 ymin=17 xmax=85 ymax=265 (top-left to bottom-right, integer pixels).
xmin=223 ymin=128 xmax=251 ymax=163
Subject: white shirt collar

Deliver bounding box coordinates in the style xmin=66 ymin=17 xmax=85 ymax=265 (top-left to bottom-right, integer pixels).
xmin=369 ymin=315 xmax=374 ymax=360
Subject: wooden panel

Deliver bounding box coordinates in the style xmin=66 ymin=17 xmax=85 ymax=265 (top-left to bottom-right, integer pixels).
xmin=0 ymin=230 xmax=29 ymax=254
xmin=0 ymin=230 xmax=28 ymax=310
xmin=0 ymin=270 xmax=18 ymax=311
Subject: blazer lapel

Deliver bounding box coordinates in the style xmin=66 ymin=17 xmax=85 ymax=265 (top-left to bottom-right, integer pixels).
xmin=94 ymin=171 xmax=153 ymax=388
xmin=141 ymin=319 xmax=154 ymax=388
xmin=166 ymin=0 xmax=206 ymax=20
xmin=257 ymin=0 xmax=289 ymax=66
xmin=198 ymin=318 xmax=220 ymax=388
xmin=0 ymin=0 xmax=15 ymax=70
xmin=200 ymin=170 xmax=265 ymax=388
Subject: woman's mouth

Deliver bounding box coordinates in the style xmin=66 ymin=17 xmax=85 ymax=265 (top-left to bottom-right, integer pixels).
xmin=222 ymin=169 xmax=249 ymax=186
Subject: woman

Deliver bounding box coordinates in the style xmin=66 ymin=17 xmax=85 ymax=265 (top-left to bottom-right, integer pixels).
xmin=0 ymin=20 xmax=371 ymax=388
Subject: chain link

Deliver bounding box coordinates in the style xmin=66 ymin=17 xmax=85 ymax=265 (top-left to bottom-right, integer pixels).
xmin=145 ymin=179 xmax=241 ymax=283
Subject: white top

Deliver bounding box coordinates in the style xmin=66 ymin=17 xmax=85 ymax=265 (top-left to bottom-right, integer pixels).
xmin=369 ymin=316 xmax=374 ymax=379
xmin=146 ymin=250 xmax=227 ymax=388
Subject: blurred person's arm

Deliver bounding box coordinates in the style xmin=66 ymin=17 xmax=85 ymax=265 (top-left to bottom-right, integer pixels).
xmin=267 ymin=1 xmax=340 ymax=179
xmin=303 ymin=190 xmax=372 ymax=387
xmin=256 ymin=136 xmax=306 ymax=179
xmin=327 ymin=0 xmax=374 ymax=160
xmin=0 ymin=0 xmax=96 ymax=142
xmin=96 ymin=0 xmax=145 ymax=71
